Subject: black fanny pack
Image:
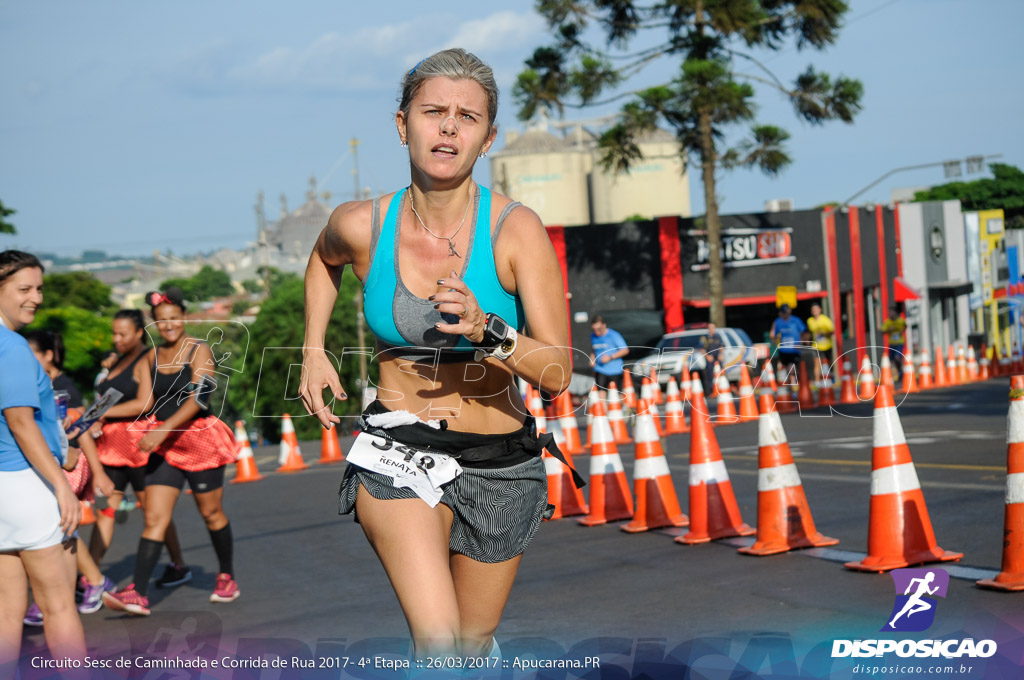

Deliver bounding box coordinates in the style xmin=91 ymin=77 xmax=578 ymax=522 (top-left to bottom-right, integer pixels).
xmin=358 ymin=400 xmax=584 ymax=488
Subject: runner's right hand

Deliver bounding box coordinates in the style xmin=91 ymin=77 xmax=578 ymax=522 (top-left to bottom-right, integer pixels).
xmin=299 ymin=348 xmax=345 ymax=429
xmin=55 ymin=480 xmax=81 ymax=536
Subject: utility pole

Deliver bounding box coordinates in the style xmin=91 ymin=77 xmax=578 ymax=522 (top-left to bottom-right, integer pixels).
xmin=350 ymin=138 xmax=361 ymax=200
xmin=350 ymin=138 xmax=368 ymax=397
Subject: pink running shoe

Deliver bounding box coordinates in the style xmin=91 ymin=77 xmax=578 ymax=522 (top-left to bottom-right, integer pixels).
xmin=102 ymin=584 xmax=151 ymax=616
xmin=210 ymin=573 xmax=240 ymax=603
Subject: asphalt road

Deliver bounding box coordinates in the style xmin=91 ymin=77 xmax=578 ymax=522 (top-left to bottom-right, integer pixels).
xmin=14 ymin=378 xmax=1023 ymax=679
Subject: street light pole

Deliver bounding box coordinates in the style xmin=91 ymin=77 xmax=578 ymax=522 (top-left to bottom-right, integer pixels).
xmin=843 ymin=154 xmax=1002 ymax=206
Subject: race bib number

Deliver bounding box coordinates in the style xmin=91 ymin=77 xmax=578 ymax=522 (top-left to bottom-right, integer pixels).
xmin=347 ymin=432 xmax=462 ymax=508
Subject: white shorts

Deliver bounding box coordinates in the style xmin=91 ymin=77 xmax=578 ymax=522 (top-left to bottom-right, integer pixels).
xmin=0 ymin=467 xmax=73 ymax=552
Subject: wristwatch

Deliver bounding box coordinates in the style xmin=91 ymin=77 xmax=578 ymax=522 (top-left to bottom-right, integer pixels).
xmin=474 ymin=313 xmax=518 ymax=361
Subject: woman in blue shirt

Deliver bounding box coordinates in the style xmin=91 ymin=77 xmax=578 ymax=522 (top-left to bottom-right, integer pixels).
xmin=0 ymin=250 xmax=86 ymax=667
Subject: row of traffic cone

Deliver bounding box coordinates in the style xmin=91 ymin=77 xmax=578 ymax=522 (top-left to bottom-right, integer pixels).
xmin=553 ymin=372 xmax=1022 ymax=585
xmin=230 ymin=414 xmax=346 ymax=484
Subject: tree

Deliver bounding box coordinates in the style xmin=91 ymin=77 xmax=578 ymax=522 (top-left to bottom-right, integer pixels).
xmin=225 ymin=270 xmax=373 ymax=442
xmin=159 ymin=265 xmax=235 ymax=302
xmin=27 ymin=307 xmax=114 ymax=395
xmin=42 ymin=271 xmax=117 ymax=315
xmin=0 ymin=199 xmax=15 ymax=235
xmin=914 ymin=163 xmax=1024 ymax=229
xmin=516 ymin=0 xmax=863 ymax=325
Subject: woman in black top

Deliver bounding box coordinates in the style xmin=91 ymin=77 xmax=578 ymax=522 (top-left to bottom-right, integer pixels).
xmin=103 ymin=289 xmax=239 ymax=616
xmin=88 ymin=310 xmax=189 ymax=588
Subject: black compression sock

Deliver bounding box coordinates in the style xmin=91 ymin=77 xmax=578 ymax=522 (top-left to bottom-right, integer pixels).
xmin=133 ymin=538 xmax=164 ymax=597
xmin=208 ymin=523 xmax=234 ymax=576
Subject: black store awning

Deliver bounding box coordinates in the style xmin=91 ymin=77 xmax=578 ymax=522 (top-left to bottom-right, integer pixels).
xmin=927 ymin=280 xmax=974 ymax=298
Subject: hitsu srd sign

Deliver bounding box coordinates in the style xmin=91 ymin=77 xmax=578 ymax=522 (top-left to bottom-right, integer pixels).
xmin=690 ymin=228 xmax=795 ymax=272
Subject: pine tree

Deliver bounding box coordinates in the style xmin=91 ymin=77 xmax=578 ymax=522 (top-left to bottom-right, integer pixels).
xmin=515 ymin=0 xmax=863 ymax=325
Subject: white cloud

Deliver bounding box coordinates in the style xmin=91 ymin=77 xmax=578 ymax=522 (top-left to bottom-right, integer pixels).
xmin=441 ymin=10 xmax=545 ymax=55
xmin=222 ymin=22 xmax=420 ymax=92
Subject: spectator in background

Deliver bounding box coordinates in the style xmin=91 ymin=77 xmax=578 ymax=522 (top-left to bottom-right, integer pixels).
xmin=880 ymin=305 xmax=907 ymax=381
xmin=770 ymin=304 xmax=807 ymax=379
xmin=589 ymin=315 xmax=628 ymax=390
xmin=699 ymin=323 xmax=725 ymax=394
xmin=806 ymin=304 xmax=835 ymax=382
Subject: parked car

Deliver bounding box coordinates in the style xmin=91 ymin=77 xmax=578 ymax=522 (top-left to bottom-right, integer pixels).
xmin=629 ymin=327 xmax=763 ymax=384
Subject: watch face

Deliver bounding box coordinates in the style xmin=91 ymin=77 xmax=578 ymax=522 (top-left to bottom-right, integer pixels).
xmin=488 ymin=315 xmax=508 ymax=338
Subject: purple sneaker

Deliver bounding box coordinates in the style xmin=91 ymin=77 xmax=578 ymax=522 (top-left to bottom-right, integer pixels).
xmin=23 ymin=603 xmax=44 ymax=626
xmin=78 ymin=576 xmax=115 ymax=614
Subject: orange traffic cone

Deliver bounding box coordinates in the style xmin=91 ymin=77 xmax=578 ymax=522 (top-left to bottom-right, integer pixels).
xmin=918 ymin=350 xmax=934 ymax=390
xmin=818 ymin=365 xmax=837 ymax=408
xmin=578 ymin=400 xmax=634 ymax=526
xmin=901 ymin=353 xmax=918 ymax=394
xmin=80 ymin=500 xmax=96 ymax=526
xmin=796 ymin=361 xmax=815 ymax=410
xmin=715 ymin=362 xmax=731 ymax=401
xmin=737 ymin=364 xmax=759 ymax=421
xmin=858 ymin=357 xmax=877 ymax=400
xmin=231 ymin=420 xmax=264 ymax=483
xmin=622 ymin=398 xmax=688 ymax=533
xmin=527 ymin=385 xmax=548 ymax=434
xmin=606 ymin=382 xmax=632 ymax=445
xmin=946 ymin=344 xmax=959 ymax=386
xmin=649 ymin=368 xmax=663 ymax=404
xmin=757 ymin=363 xmax=777 ymax=398
xmin=638 ymin=380 xmax=665 ymax=437
xmin=675 ymin=388 xmax=755 ymax=544
xmin=276 ymin=413 xmax=308 ymax=472
xmin=978 ymin=345 xmax=991 ymax=381
xmin=934 ymin=346 xmax=949 ymax=387
xmin=844 ymin=383 xmax=963 ymax=572
xmin=957 ymin=345 xmax=969 ymax=384
xmin=966 ymin=346 xmax=979 ymax=382
xmin=663 ymin=377 xmax=689 ymax=434
xmin=556 ymin=391 xmax=584 ymax=455
xmin=621 ymin=370 xmax=637 ymax=411
xmin=712 ymin=366 xmax=737 ymax=426
xmin=775 ymin=365 xmax=796 ymax=413
xmin=977 ymin=376 xmax=1024 ymax=591
xmin=879 ymin=355 xmax=895 ymax=390
xmin=739 ymin=394 xmax=838 ymax=556
xmin=319 ymin=425 xmax=345 ymax=464
xmin=840 ymin=361 xmax=859 ymax=404
xmin=584 ymin=384 xmax=599 ymax=448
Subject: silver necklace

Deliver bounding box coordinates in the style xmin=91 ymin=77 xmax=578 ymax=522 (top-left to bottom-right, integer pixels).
xmin=408 ymin=186 xmax=474 ymax=258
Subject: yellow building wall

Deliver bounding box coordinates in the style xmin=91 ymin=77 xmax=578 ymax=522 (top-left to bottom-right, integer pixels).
xmin=590 ymin=140 xmax=691 ymax=223
xmin=493 ymin=151 xmax=592 ymax=227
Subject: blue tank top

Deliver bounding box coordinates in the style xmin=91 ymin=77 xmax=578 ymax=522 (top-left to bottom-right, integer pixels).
xmin=362 ymin=185 xmax=525 ymax=360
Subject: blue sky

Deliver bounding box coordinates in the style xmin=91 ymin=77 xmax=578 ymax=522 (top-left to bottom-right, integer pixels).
xmin=2 ymin=0 xmax=1022 ymax=257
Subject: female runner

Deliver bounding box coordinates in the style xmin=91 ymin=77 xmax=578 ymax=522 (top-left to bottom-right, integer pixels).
xmin=300 ymin=49 xmax=573 ymax=659
xmin=88 ymin=310 xmax=189 ymax=588
xmin=103 ymin=288 xmax=239 ymax=615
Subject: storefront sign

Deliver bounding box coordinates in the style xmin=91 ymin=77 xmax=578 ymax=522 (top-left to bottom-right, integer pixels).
xmin=690 ymin=228 xmax=795 ymax=272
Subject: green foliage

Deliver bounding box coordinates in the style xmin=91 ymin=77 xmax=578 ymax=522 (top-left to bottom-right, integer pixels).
xmin=0 ymin=199 xmax=15 ymax=235
xmin=517 ymin=0 xmax=862 ymax=325
xmin=241 ymin=278 xmax=263 ymax=294
xmin=26 ymin=307 xmax=113 ymax=395
xmin=225 ymin=269 xmax=374 ymax=442
xmin=913 ymin=163 xmax=1024 ymax=213
xmin=159 ymin=265 xmax=235 ymax=302
xmin=42 ymin=272 xmax=116 ymax=315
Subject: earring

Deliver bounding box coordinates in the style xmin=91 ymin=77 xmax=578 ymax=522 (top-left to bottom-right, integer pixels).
xmin=479 ymin=152 xmax=487 ymax=158
xmin=400 ymin=141 xmax=408 ymax=148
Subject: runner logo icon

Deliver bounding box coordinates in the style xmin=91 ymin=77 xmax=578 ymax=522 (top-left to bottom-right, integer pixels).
xmin=881 ymin=567 xmax=949 ymax=632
